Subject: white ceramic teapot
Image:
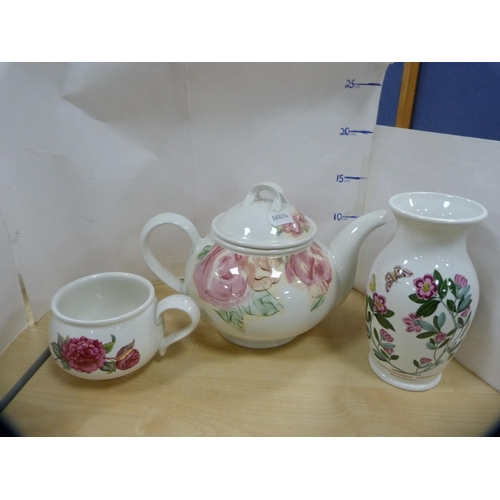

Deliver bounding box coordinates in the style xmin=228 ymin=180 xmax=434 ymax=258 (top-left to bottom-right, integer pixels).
xmin=140 ymin=182 xmax=386 ymax=348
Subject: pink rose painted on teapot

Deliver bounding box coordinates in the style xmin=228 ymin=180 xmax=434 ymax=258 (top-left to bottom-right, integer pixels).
xmin=285 ymin=242 xmax=333 ymax=299
xmin=193 ymin=245 xmax=251 ymax=308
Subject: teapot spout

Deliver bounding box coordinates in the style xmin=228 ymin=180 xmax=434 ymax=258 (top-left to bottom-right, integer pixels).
xmin=330 ymin=210 xmax=387 ymax=308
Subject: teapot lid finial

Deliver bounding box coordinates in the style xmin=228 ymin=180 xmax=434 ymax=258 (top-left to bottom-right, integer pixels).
xmin=211 ymin=182 xmax=317 ymax=252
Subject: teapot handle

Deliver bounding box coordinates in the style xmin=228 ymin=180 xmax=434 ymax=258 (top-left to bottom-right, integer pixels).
xmin=155 ymin=294 xmax=200 ymax=356
xmin=242 ymin=182 xmax=289 ymax=211
xmin=140 ymin=213 xmax=201 ymax=293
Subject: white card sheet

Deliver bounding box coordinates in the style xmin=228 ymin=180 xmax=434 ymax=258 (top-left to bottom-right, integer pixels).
xmin=356 ymin=125 xmax=500 ymax=391
xmin=0 ymin=62 xmax=389 ymax=352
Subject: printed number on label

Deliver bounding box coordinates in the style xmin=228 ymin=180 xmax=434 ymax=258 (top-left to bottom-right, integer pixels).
xmin=268 ymin=213 xmax=294 ymax=226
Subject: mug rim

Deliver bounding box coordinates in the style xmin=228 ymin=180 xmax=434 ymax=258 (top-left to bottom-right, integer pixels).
xmin=51 ymin=272 xmax=155 ymax=326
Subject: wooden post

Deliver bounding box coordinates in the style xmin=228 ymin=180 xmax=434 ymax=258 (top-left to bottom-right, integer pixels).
xmin=396 ymin=62 xmax=421 ymax=128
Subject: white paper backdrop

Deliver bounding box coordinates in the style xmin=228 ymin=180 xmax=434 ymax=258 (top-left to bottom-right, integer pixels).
xmin=355 ymin=125 xmax=500 ymax=391
xmin=0 ymin=62 xmax=389 ymax=353
xmin=0 ymin=205 xmax=26 ymax=353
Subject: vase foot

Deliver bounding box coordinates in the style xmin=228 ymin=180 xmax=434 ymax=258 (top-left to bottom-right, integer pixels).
xmin=220 ymin=333 xmax=297 ymax=349
xmin=368 ymin=353 xmax=442 ymax=392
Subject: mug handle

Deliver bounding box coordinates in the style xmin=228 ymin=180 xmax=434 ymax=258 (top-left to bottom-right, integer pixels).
xmin=140 ymin=213 xmax=201 ymax=293
xmin=155 ymin=294 xmax=200 ymax=356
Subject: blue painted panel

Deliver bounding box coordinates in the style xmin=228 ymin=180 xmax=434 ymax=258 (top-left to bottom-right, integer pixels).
xmin=376 ymin=63 xmax=500 ymax=141
xmin=410 ymin=63 xmax=500 ymax=141
xmin=376 ymin=62 xmax=403 ymax=127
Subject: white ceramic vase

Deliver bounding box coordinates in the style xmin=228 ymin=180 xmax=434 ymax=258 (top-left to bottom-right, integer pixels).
xmin=366 ymin=192 xmax=488 ymax=391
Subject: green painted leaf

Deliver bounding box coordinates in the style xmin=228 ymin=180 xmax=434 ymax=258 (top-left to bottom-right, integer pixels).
xmin=449 ymin=280 xmax=457 ymax=297
xmin=457 ymin=284 xmax=470 ymax=300
xmin=367 ymin=295 xmax=374 ymax=313
xmin=435 ymin=312 xmax=446 ymax=330
xmin=100 ymin=361 xmax=117 ymax=373
xmin=463 ymin=312 xmax=472 ymax=326
xmin=383 ymin=309 xmax=395 ymax=318
xmin=390 ymin=355 xmax=399 ymax=360
xmin=61 ymin=359 xmax=71 ymax=371
xmin=102 ymin=335 xmax=117 ymax=354
xmin=373 ymin=328 xmax=380 ymax=342
xmin=197 ymin=245 xmax=213 ymax=261
xmin=215 ymin=307 xmax=245 ymax=332
xmin=457 ymin=295 xmax=472 ymax=313
xmin=51 ymin=342 xmax=62 ymax=360
xmin=447 ymin=328 xmax=457 ymax=337
xmin=433 ymin=269 xmax=443 ymax=285
xmin=416 ymin=331 xmax=437 ymax=339
xmin=380 ymin=349 xmax=390 ymax=359
xmin=438 ymin=276 xmax=448 ymax=299
xmin=416 ymin=299 xmax=440 ymax=318
xmin=413 ymin=359 xmax=420 ymax=368
xmin=311 ymin=294 xmax=326 ymax=312
xmin=416 ymin=319 xmax=436 ymax=332
xmin=373 ymin=350 xmax=388 ymax=362
xmin=228 ymin=308 xmax=245 ymax=332
xmin=380 ymin=342 xmax=395 ymax=349
xmin=426 ymin=341 xmax=438 ymax=350
xmin=374 ymin=313 xmax=395 ymax=331
xmin=57 ymin=333 xmax=66 ymax=347
xmin=244 ymin=291 xmax=284 ymax=316
xmin=457 ymin=316 xmax=465 ymax=327
xmin=446 ymin=299 xmax=456 ymax=313
xmin=366 ymin=311 xmax=372 ymax=322
xmin=409 ymin=293 xmax=427 ymax=304
xmin=439 ymin=338 xmax=450 ymax=348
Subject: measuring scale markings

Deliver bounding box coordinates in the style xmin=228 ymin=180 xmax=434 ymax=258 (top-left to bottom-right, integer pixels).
xmin=340 ymin=127 xmax=373 ymax=136
xmin=345 ymin=79 xmax=382 ymax=89
xmin=336 ymin=175 xmax=368 ymax=183
xmin=333 ymin=212 xmax=359 ymax=221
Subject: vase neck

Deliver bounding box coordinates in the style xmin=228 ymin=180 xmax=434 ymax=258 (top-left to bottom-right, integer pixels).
xmin=394 ymin=215 xmax=472 ymax=243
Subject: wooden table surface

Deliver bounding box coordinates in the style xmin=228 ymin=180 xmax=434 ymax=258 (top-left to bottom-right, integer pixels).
xmin=1 ymin=283 xmax=500 ymax=437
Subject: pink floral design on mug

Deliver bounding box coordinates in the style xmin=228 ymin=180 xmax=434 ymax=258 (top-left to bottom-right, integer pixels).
xmin=51 ymin=334 xmax=141 ymax=374
xmin=48 ymin=273 xmax=200 ymax=380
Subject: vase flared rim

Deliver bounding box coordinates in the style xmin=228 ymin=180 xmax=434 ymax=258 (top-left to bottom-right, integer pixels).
xmin=389 ymin=192 xmax=488 ymax=225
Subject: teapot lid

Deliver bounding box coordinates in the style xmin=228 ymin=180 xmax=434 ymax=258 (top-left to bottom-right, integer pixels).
xmin=211 ymin=182 xmax=317 ymax=252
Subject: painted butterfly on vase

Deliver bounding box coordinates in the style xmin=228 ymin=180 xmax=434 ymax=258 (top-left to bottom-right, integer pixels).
xmin=369 ymin=274 xmax=377 ymax=292
xmin=385 ymin=265 xmax=413 ymax=292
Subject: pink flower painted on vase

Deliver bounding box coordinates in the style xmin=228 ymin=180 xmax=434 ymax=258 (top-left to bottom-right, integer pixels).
xmin=461 ymin=306 xmax=471 ymax=317
xmin=434 ymin=332 xmax=447 ymax=344
xmin=454 ymin=274 xmax=468 ymax=288
xmin=380 ymin=329 xmax=394 ymax=354
xmin=380 ymin=329 xmax=394 ymax=342
xmin=238 ymin=256 xmax=283 ymax=292
xmin=279 ymin=211 xmax=310 ymax=237
xmin=372 ymin=292 xmax=388 ymax=315
xmin=420 ymin=357 xmax=432 ymax=365
xmin=193 ymin=245 xmax=251 ymax=309
xmin=413 ymin=274 xmax=437 ymax=300
xmin=61 ymin=336 xmax=107 ymax=373
xmin=402 ymin=313 xmax=423 ymax=333
xmin=285 ymin=243 xmax=332 ymax=298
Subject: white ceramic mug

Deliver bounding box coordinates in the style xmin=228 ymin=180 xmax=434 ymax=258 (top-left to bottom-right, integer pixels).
xmin=48 ymin=272 xmax=200 ymax=380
